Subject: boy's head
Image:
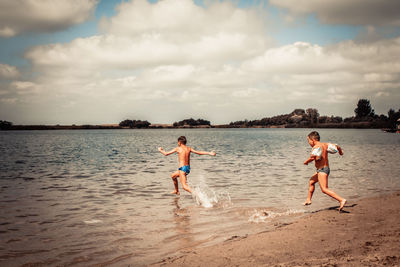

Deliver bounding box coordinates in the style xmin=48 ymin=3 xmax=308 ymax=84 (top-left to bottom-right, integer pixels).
xmin=307 ymin=131 xmax=320 ymax=146
xmin=177 ymin=136 xmax=187 ymax=145
xmin=308 ymin=131 xmax=320 ymax=141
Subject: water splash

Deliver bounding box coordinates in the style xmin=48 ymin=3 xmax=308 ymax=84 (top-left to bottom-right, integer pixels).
xmin=248 ymin=209 xmax=305 ymax=223
xmin=192 ymin=185 xmax=218 ymax=208
xmin=191 ymin=176 xmax=231 ymax=208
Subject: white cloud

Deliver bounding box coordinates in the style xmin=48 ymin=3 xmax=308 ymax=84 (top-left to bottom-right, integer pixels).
xmin=11 ymin=81 xmax=40 ymax=94
xmin=0 ymin=97 xmax=17 ymax=104
xmin=270 ymin=0 xmax=400 ymax=26
xmin=242 ymin=42 xmax=355 ymax=74
xmin=3 ymin=0 xmax=400 ymax=124
xmin=0 ymin=63 xmax=20 ymax=79
xmin=99 ymin=0 xmax=265 ymax=37
xmin=26 ymin=33 xmax=264 ymax=72
xmin=232 ymin=88 xmax=260 ymax=98
xmin=239 ymin=37 xmax=400 ymax=114
xmin=244 ymin=37 xmax=400 ymax=76
xmin=26 ymin=0 xmax=268 ymax=73
xmin=0 ymin=0 xmax=98 ymax=37
xmin=364 ymin=73 xmax=398 ymax=83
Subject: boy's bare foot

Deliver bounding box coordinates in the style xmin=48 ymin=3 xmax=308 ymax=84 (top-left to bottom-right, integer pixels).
xmin=171 ymin=190 xmax=180 ymax=195
xmin=303 ymin=200 xmax=312 ymax=206
xmin=339 ymin=199 xmax=347 ymax=211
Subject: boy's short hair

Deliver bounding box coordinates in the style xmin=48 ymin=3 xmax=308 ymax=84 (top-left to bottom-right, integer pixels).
xmin=308 ymin=131 xmax=320 ymax=141
xmin=178 ymin=136 xmax=187 ymax=144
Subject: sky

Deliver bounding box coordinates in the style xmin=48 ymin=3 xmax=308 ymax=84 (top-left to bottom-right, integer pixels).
xmin=0 ymin=0 xmax=399 ymax=125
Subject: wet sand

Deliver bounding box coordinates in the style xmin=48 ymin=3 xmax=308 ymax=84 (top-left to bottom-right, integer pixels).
xmin=152 ymin=191 xmax=400 ymax=266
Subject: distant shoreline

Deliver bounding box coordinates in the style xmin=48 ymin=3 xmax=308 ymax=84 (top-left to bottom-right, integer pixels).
xmin=1 ymin=122 xmax=397 ymax=131
xmin=2 ymin=100 xmax=399 ymax=131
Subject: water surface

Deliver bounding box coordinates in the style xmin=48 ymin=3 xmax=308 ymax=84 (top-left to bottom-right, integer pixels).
xmin=1 ymin=129 xmax=399 ymax=266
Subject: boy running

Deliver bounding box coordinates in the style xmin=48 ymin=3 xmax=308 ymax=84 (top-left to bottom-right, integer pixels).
xmin=158 ymin=136 xmax=216 ymax=194
xmin=303 ymin=131 xmax=347 ymax=211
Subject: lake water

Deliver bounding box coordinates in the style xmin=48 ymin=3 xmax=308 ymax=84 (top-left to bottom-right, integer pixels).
xmin=1 ymin=129 xmax=399 ymax=266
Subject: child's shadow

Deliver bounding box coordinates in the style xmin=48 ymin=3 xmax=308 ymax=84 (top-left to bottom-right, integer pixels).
xmin=327 ymin=203 xmax=357 ymax=213
xmin=311 ymin=203 xmax=357 ymax=214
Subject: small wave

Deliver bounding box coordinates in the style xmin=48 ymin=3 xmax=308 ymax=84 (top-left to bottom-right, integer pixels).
xmin=84 ymin=219 xmax=102 ymax=224
xmin=113 ymin=189 xmax=135 ymax=195
xmin=74 ymin=175 xmax=91 ymax=179
xmin=248 ymin=209 xmax=306 ymax=223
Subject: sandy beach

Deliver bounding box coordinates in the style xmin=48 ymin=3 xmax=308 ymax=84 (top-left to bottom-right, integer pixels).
xmin=152 ymin=191 xmax=400 ymax=266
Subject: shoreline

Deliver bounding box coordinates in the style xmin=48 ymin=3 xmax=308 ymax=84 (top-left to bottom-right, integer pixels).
xmin=1 ymin=124 xmax=396 ymax=130
xmin=151 ymin=191 xmax=400 ymax=266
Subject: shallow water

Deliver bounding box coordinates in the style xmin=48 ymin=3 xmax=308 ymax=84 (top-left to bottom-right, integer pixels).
xmin=0 ymin=129 xmax=399 ymax=266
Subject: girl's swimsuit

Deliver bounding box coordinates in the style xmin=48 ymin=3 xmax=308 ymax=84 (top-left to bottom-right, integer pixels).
xmin=178 ymin=165 xmax=190 ymax=175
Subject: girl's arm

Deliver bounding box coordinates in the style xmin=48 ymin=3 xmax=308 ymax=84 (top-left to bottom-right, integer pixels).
xmin=191 ymin=148 xmax=216 ymax=156
xmin=158 ymin=147 xmax=177 ymax=156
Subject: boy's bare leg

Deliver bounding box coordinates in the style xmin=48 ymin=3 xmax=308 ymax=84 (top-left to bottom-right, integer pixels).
xmin=318 ymin=172 xmax=346 ymax=210
xmin=304 ymin=173 xmax=318 ymax=205
xmin=179 ymin=172 xmax=192 ymax=193
xmin=339 ymin=199 xmax=347 ymax=211
xmin=170 ymin=171 xmax=180 ymax=194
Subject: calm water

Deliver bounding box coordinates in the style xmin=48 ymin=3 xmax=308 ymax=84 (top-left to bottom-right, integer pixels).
xmin=1 ymin=129 xmax=399 ymax=266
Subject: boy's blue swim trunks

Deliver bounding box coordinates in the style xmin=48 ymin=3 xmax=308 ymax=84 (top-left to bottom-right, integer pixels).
xmin=179 ymin=165 xmax=190 ymax=175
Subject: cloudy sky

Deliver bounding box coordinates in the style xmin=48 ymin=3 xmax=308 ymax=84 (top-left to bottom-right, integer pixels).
xmin=0 ymin=0 xmax=399 ymax=125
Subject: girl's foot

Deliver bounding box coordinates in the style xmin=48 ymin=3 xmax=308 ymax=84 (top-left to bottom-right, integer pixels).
xmin=303 ymin=200 xmax=312 ymax=206
xmin=170 ymin=190 xmax=180 ymax=195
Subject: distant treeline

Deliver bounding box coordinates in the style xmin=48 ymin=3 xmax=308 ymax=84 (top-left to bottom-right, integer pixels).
xmin=118 ymin=118 xmax=211 ymax=128
xmin=228 ymin=99 xmax=400 ymax=130
xmin=0 ymin=123 xmax=123 ymax=130
xmin=119 ymin=119 xmax=150 ymax=128
xmin=173 ymin=118 xmax=211 ymax=127
xmin=1 ymin=99 xmax=399 ymax=130
xmin=0 ymin=120 xmax=12 ymax=130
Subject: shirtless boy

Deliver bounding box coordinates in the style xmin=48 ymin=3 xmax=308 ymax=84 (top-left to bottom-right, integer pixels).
xmin=158 ymin=136 xmax=216 ymax=194
xmin=303 ymin=131 xmax=347 ymax=211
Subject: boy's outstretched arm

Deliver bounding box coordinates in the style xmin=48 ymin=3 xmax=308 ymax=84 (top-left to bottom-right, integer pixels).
xmin=191 ymin=148 xmax=216 ymax=156
xmin=306 ymin=146 xmax=322 ymax=164
xmin=158 ymin=147 xmax=177 ymax=156
xmin=304 ymin=156 xmax=315 ymax=165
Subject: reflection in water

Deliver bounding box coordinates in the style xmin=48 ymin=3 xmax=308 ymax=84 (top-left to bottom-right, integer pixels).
xmin=0 ymin=129 xmax=399 ymax=265
xmin=171 ymin=197 xmax=194 ymax=248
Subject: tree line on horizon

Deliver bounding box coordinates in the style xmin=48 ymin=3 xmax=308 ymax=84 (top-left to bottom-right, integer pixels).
xmin=229 ymin=99 xmax=400 ymax=129
xmin=173 ymin=118 xmax=211 ymax=127
xmin=1 ymin=99 xmax=399 ymax=130
xmin=118 ymin=118 xmax=211 ymax=128
xmin=119 ymin=119 xmax=150 ymax=128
